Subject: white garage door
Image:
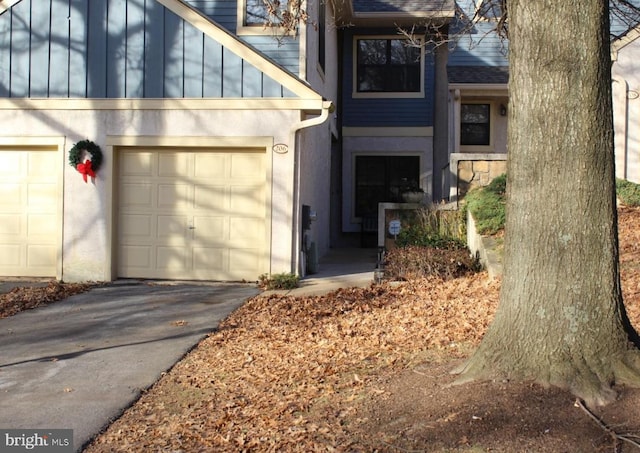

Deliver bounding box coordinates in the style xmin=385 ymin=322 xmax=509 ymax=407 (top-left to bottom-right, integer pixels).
xmin=117 ymin=148 xmax=268 ymax=281
xmin=0 ymin=148 xmax=59 ymax=277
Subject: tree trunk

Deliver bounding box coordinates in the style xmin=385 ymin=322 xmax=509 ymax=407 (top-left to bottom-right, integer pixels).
xmin=455 ymin=0 xmax=640 ymax=406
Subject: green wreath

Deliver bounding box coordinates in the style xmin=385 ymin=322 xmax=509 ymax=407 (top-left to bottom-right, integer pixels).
xmin=68 ymin=139 xmax=103 ymax=172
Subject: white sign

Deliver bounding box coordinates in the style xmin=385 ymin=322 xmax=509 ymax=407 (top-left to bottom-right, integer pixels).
xmin=388 ymin=220 xmax=401 ymax=236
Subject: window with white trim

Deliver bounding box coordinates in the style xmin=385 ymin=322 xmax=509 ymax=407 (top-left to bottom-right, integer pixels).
xmin=355 ymin=37 xmax=422 ymax=94
xmin=476 ymin=0 xmax=505 ymax=20
xmin=244 ymin=0 xmax=290 ymax=26
xmin=461 ymin=103 xmax=491 ymax=146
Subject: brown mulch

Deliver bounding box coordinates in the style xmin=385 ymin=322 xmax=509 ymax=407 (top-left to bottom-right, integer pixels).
xmin=4 ymin=209 xmax=640 ymax=452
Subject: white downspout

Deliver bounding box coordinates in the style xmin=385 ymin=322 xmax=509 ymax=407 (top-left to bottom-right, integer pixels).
xmin=289 ymin=100 xmax=334 ymax=276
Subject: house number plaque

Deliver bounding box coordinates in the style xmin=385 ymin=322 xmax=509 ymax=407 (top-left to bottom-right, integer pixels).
xmin=273 ymin=143 xmax=289 ymax=154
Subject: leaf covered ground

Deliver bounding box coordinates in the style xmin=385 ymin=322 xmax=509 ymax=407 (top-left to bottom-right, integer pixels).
xmin=4 ymin=209 xmax=640 ymax=452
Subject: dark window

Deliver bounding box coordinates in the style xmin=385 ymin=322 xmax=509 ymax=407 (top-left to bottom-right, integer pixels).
xmin=355 ymin=156 xmax=420 ymax=217
xmin=356 ymin=39 xmax=421 ymax=93
xmin=245 ymin=0 xmax=289 ymax=26
xmin=461 ymin=104 xmax=491 ymax=146
xmin=476 ymin=0 xmax=505 ymax=20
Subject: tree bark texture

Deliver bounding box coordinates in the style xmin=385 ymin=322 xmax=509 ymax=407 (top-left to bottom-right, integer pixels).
xmin=455 ymin=0 xmax=640 ymax=406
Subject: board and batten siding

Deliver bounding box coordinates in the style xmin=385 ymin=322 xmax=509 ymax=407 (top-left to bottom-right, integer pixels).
xmin=0 ymin=0 xmax=293 ymax=98
xmin=184 ymin=0 xmax=301 ymax=74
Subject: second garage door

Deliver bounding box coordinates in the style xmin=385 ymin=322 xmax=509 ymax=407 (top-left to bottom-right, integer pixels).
xmin=117 ymin=148 xmax=267 ymax=281
xmin=0 ymin=148 xmax=59 ymax=277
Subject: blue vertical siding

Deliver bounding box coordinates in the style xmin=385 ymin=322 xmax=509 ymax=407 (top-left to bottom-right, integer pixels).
xmin=222 ymin=47 xmax=242 ymax=96
xmin=107 ymin=0 xmax=127 ymax=97
xmin=10 ymin=0 xmax=30 ymax=97
xmin=0 ymin=0 xmax=294 ymax=99
xmin=164 ymin=10 xmax=184 ymax=98
xmin=126 ymin=0 xmax=146 ymax=98
xmin=145 ymin=1 xmax=165 ymax=97
xmin=87 ymin=0 xmax=108 ymax=97
xmin=203 ymin=39 xmax=223 ymax=97
xmin=184 ymin=23 xmax=205 ymax=97
xmin=68 ymin=2 xmax=88 ymax=97
xmin=0 ymin=9 xmax=9 ymax=97
xmin=30 ymin=1 xmax=51 ymax=97
xmin=51 ymin=2 xmax=70 ymax=97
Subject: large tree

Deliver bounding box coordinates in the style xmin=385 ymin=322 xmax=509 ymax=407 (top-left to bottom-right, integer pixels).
xmin=454 ymin=0 xmax=640 ymax=406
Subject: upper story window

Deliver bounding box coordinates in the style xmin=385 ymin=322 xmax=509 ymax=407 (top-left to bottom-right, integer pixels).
xmin=244 ymin=0 xmax=290 ymax=26
xmin=461 ymin=103 xmax=491 ymax=146
xmin=354 ymin=37 xmax=423 ymax=98
xmin=476 ymin=0 xmax=505 ymax=20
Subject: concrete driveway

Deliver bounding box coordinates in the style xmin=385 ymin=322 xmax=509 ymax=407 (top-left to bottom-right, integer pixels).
xmin=0 ymin=281 xmax=259 ymax=452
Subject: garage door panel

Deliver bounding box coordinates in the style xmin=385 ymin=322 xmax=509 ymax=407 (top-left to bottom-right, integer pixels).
xmin=230 ymin=153 xmax=263 ymax=179
xmin=118 ymin=148 xmax=267 ymax=281
xmin=28 ymin=214 xmax=56 ymax=237
xmin=119 ymin=245 xmax=152 ymax=268
xmin=120 ymin=214 xmax=153 ymax=239
xmin=26 ymin=245 xmax=56 ymax=267
xmin=194 ymin=184 xmax=227 ymax=211
xmin=0 ymin=183 xmax=22 ymax=209
xmin=0 ymin=154 xmax=22 ymax=177
xmin=229 ymin=249 xmax=261 ymax=275
xmin=1 ymin=215 xmax=21 ymax=236
xmin=158 ymin=153 xmax=190 ymax=177
xmin=0 ymin=245 xmax=21 ymax=266
xmin=120 ymin=183 xmax=153 ymax=207
xmin=193 ymin=247 xmax=226 ymax=271
xmin=193 ymin=216 xmax=226 ymax=241
xmin=28 ymin=183 xmax=57 ymax=210
xmin=158 ymin=184 xmax=190 ymax=209
xmin=0 ymin=149 xmax=59 ymax=277
xmin=229 ymin=217 xmax=264 ymax=246
xmin=230 ymin=185 xmax=265 ymax=215
xmin=121 ymin=152 xmax=154 ymax=175
xmin=29 ymin=152 xmax=58 ymax=179
xmin=194 ymin=154 xmax=228 ymax=178
xmin=157 ymin=246 xmax=188 ymax=270
xmin=157 ymin=215 xmax=189 ymax=241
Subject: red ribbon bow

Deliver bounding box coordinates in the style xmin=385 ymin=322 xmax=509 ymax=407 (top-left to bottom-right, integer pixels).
xmin=76 ymin=159 xmax=96 ymax=183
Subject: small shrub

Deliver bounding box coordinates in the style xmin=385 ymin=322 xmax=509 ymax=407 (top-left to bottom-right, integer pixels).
xmin=395 ymin=206 xmax=467 ymax=249
xmin=464 ymin=173 xmax=507 ymax=236
xmin=258 ymin=272 xmax=300 ymax=290
xmin=384 ymin=246 xmax=480 ymax=280
xmin=616 ymin=178 xmax=640 ymax=207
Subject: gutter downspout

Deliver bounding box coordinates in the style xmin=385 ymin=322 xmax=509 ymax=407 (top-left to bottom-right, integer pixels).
xmin=289 ymin=100 xmax=334 ymax=276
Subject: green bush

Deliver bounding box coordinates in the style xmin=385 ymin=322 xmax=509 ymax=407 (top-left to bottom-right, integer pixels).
xmin=616 ymin=178 xmax=640 ymax=207
xmin=258 ymin=272 xmax=300 ymax=290
xmin=464 ymin=173 xmax=507 ymax=236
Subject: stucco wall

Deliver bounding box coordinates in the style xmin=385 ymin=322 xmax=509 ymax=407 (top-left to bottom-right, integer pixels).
xmin=613 ymin=38 xmax=640 ymax=183
xmin=0 ymin=107 xmax=300 ymax=282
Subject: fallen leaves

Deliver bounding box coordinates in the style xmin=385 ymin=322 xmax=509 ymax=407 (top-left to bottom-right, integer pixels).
xmin=14 ymin=209 xmax=640 ymax=452
xmin=0 ymin=281 xmax=95 ymax=319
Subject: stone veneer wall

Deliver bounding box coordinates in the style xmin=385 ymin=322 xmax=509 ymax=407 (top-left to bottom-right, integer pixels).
xmin=457 ymin=159 xmax=507 ymax=198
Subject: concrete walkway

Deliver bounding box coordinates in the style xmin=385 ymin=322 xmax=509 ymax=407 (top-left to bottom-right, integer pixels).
xmin=265 ymin=247 xmax=378 ymax=296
